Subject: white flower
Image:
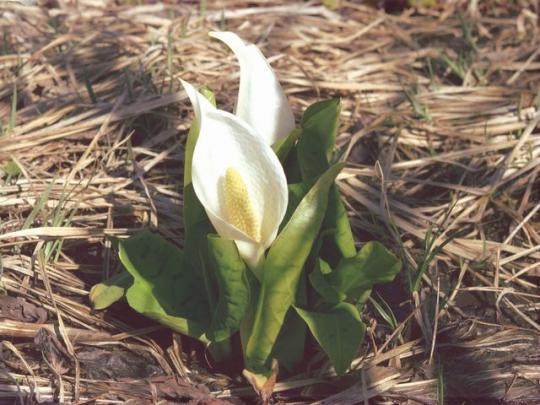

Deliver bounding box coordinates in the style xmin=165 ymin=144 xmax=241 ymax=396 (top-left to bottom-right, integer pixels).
xmin=208 ymin=31 xmax=295 ymax=146
xmin=180 ymin=31 xmax=293 ymax=267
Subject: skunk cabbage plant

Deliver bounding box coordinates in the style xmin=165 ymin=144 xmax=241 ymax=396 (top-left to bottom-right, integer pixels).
xmin=90 ymin=31 xmax=402 ymax=398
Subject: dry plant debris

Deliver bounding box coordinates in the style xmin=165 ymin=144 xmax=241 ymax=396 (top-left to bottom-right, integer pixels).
xmin=0 ymin=0 xmax=539 ymax=403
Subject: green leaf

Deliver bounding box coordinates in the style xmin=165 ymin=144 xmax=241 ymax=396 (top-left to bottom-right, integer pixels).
xmin=295 ymin=99 xmax=356 ymax=262
xmin=245 ymin=163 xmax=344 ymax=372
xmin=281 ymin=182 xmax=310 ymax=230
xmin=309 ymin=258 xmax=343 ymax=304
xmin=324 ymin=187 xmax=356 ymax=258
xmin=120 ymin=231 xmax=209 ymax=342
xmin=368 ymin=293 xmax=404 ymax=343
xmin=297 ymin=98 xmax=341 ymax=180
xmin=294 ymin=303 xmax=365 ymax=375
xmin=270 ymin=272 xmax=308 ymax=371
xmin=327 ymin=241 xmax=402 ymax=299
xmin=89 ymin=271 xmax=132 ymax=310
xmin=199 ymin=85 xmax=216 ymax=106
xmin=183 ymin=118 xmax=214 ymax=272
xmin=207 ymin=235 xmax=249 ymax=342
xmin=282 ymin=148 xmax=303 ymax=184
xmin=272 ymin=128 xmax=301 ymax=164
xmin=284 ymin=187 xmax=355 ymax=264
xmin=2 ymin=160 xmax=21 ymax=176
xmin=240 ymin=270 xmax=260 ymax=357
xmin=270 ymin=308 xmax=306 ymax=371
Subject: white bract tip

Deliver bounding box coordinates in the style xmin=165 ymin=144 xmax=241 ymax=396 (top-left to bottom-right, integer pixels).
xmin=209 ymin=31 xmax=295 ymax=145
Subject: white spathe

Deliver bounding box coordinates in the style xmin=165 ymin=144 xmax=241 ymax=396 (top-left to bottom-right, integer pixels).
xmin=209 ymin=31 xmax=295 ymax=146
xmin=181 ymin=79 xmax=289 ymax=268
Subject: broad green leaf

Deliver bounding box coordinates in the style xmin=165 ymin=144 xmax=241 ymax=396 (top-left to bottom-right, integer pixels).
xmin=283 ymin=147 xmax=302 ymax=184
xmin=272 ymin=128 xmax=301 ymax=164
xmin=324 ymin=187 xmax=356 ymax=258
xmin=245 ymin=163 xmax=344 ymax=372
xmin=284 ymin=185 xmax=356 ymax=264
xmin=309 ymin=258 xmax=343 ymax=305
xmin=89 ymin=271 xmax=132 ymax=310
xmin=270 ymin=273 xmax=308 ymax=371
xmin=120 ymin=231 xmax=209 ymax=342
xmin=280 ymin=182 xmax=310 ymax=230
xmin=294 ymin=303 xmax=365 ymax=375
xmin=281 ymin=100 xmax=340 ymax=185
xmin=207 ymin=235 xmax=249 ymax=342
xmin=327 ymin=241 xmax=402 ymax=299
xmin=295 ymin=99 xmax=356 ymax=261
xmin=270 ymin=308 xmax=306 ymax=371
xmin=297 ymin=98 xmax=340 ymax=180
xmin=182 ymin=205 xmax=215 ymax=298
xmin=240 ymin=270 xmax=260 ymax=357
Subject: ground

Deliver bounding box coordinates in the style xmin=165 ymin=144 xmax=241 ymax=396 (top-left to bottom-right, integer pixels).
xmin=0 ymin=0 xmax=539 ymax=404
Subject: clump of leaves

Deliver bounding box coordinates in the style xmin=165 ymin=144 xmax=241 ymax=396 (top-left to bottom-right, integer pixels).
xmin=91 ymin=32 xmax=401 ymax=394
xmin=91 ymin=98 xmax=401 ymax=386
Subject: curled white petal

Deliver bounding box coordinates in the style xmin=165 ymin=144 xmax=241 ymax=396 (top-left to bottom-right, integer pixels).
xmin=191 ymin=108 xmax=288 ymax=267
xmin=209 ymin=31 xmax=295 ymax=145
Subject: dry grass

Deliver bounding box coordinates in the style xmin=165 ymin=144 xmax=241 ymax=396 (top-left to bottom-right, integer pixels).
xmin=1 ymin=0 xmax=539 ymax=403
